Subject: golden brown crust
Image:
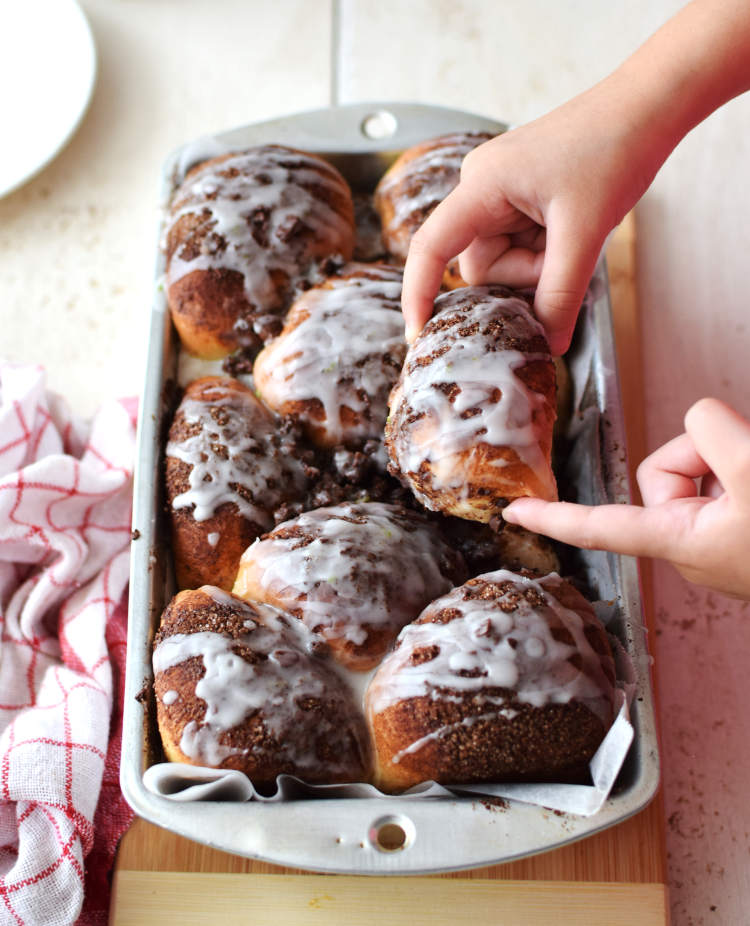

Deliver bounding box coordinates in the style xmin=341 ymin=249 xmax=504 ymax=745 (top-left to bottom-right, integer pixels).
xmin=371 ymin=698 xmax=605 ymax=792
xmin=153 ymin=587 xmax=370 ymax=787
xmin=166 ymin=146 xmax=355 ymax=358
xmin=167 ymin=267 xmax=265 ymax=360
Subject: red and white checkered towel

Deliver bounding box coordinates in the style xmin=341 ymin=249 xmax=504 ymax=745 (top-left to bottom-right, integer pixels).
xmin=0 ymin=363 xmax=136 ymax=926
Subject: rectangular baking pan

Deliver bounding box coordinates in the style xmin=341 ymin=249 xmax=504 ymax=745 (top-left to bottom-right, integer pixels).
xmin=121 ymin=101 xmax=660 ymax=874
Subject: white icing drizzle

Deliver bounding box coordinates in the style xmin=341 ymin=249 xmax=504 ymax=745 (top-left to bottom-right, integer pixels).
xmin=166 ymin=147 xmax=353 ymax=329
xmin=390 ymin=711 xmax=509 ymax=765
xmin=153 ymin=587 xmax=362 ymax=774
xmin=207 ymin=532 xmax=220 ymax=547
xmin=366 ymin=569 xmax=613 ymax=729
xmin=166 ymin=382 xmax=305 ymax=523
xmin=236 ymin=502 xmax=462 ymax=651
xmin=179 ymin=721 xmax=238 ymax=766
xmin=254 ymin=264 xmax=406 ymax=444
xmin=387 ymin=288 xmax=556 ymax=501
xmin=162 ymin=689 xmax=179 ymax=706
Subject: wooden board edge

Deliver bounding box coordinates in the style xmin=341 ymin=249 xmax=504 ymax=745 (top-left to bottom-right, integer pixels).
xmin=110 ymin=871 xmax=669 ymax=926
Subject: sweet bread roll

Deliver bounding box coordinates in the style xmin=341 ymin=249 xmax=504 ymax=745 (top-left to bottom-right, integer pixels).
xmin=165 ymin=146 xmax=355 ymax=358
xmin=232 ymin=501 xmax=468 ymax=672
xmin=253 ymin=263 xmax=406 ymax=449
xmin=385 ymin=285 xmax=558 ymax=522
xmin=165 ymin=376 xmax=308 ymax=590
xmin=153 ymin=586 xmax=370 ymax=787
xmin=373 ymin=132 xmax=492 ymax=287
xmin=366 ymin=570 xmax=616 ymax=792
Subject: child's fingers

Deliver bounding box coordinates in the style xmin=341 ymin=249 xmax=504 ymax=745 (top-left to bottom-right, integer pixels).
xmin=636 ymin=432 xmax=709 ymax=506
xmin=458 ymin=234 xmax=512 ymax=283
xmin=401 ymin=188 xmax=486 ymax=339
xmin=501 ymin=497 xmax=690 ymax=561
xmin=533 ymin=202 xmax=604 ymax=355
xmin=458 ymin=221 xmax=547 ymax=289
xmin=459 ymin=238 xmax=545 ymax=289
xmin=699 ymin=471 xmax=725 ymax=499
xmin=684 ymin=398 xmax=750 ymax=503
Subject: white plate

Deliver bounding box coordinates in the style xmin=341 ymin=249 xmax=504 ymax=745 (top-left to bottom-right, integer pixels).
xmin=0 ymin=0 xmax=96 ymax=198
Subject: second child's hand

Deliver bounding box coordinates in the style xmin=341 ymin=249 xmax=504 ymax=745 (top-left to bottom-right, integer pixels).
xmin=502 ymin=399 xmax=750 ymax=599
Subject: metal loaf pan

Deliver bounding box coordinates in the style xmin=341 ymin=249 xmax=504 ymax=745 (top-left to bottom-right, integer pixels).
xmin=121 ymin=101 xmax=660 ymax=874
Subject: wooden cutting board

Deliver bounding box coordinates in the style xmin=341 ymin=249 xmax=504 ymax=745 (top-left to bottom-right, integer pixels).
xmin=109 ymin=212 xmax=668 ymax=925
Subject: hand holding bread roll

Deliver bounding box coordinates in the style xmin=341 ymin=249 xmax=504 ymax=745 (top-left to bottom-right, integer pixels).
xmin=385 ymin=285 xmax=558 ymax=523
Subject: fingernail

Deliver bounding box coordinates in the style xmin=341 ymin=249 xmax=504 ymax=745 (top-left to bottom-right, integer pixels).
xmin=405 ymin=326 xmax=419 ymax=344
xmin=501 ymin=506 xmax=520 ymax=524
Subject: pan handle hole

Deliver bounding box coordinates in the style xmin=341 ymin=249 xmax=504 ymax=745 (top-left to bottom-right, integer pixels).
xmin=368 ymin=814 xmax=415 ymax=853
xmin=360 ymin=110 xmax=398 ymax=140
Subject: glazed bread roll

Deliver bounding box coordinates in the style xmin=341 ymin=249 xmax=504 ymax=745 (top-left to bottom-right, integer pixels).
xmin=253 ymin=263 xmax=406 ymax=449
xmin=165 ymin=376 xmax=308 ymax=590
xmin=385 ymin=285 xmax=558 ymax=522
xmin=373 ymin=132 xmax=492 ymax=287
xmin=366 ymin=570 xmax=616 ymax=792
xmin=233 ymin=501 xmax=468 ymax=672
xmin=165 ymin=145 xmax=355 ymax=358
xmin=153 ymin=586 xmax=370 ymax=787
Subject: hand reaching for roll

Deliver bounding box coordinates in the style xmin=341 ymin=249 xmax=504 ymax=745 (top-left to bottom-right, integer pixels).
xmin=401 ymin=97 xmax=652 ymax=355
xmin=503 ymin=399 xmax=750 ymax=599
xmin=400 ymin=1 xmax=750 ymax=354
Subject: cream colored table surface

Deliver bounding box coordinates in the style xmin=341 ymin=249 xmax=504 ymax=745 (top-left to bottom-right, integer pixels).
xmin=2 ymin=3 xmax=749 ymax=924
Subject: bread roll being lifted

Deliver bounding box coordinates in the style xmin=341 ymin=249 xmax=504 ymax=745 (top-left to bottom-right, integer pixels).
xmin=385 ymin=285 xmax=558 ymax=523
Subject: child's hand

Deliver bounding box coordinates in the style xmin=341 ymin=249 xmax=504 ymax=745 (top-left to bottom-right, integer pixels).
xmin=401 ymin=86 xmax=662 ymax=355
xmin=401 ymin=1 xmax=750 ymax=355
xmin=502 ymin=398 xmax=750 ymax=599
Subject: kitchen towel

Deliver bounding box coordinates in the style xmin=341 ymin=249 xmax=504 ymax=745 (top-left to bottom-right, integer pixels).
xmin=0 ymin=363 xmax=136 ymax=926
